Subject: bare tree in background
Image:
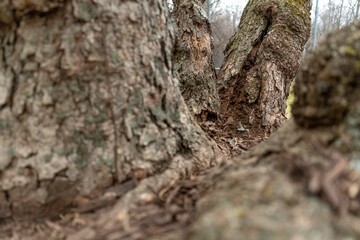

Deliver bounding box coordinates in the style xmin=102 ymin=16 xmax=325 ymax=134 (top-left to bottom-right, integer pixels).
xmin=311 ymin=0 xmax=360 ymax=47
xmin=212 ymin=7 xmax=243 ymax=68
xmin=204 ymin=0 xmax=221 ymax=19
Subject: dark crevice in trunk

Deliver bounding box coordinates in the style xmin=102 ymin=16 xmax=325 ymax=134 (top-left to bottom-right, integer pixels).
xmin=220 ymin=13 xmax=273 ymax=122
xmin=241 ymin=8 xmax=273 ymax=76
xmin=4 ymin=190 xmax=12 ymax=219
xmin=8 ymin=22 xmax=19 ymax=112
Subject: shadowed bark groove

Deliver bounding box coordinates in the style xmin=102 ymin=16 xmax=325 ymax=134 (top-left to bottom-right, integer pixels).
xmin=190 ymin=21 xmax=360 ymax=240
xmin=172 ymin=0 xmax=220 ymax=121
xmin=0 ymin=0 xmax=222 ymax=219
xmin=218 ymin=0 xmax=311 ymax=137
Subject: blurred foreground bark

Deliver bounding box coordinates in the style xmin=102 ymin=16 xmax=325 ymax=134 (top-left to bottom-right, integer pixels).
xmin=191 ymin=21 xmax=360 ymax=240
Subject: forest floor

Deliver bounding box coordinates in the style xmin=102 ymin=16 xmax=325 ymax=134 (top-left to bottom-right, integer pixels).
xmin=2 ymin=118 xmax=360 ymax=239
xmin=0 ymin=177 xmax=203 ymax=239
xmin=4 ymin=97 xmax=353 ymax=240
xmin=0 ymin=113 xmax=269 ymax=240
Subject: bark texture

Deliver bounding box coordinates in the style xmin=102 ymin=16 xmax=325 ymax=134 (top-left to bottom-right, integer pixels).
xmin=172 ymin=0 xmax=220 ymax=121
xmin=190 ymin=21 xmax=360 ymax=239
xmin=0 ymin=0 xmax=220 ymax=219
xmin=218 ymin=0 xmax=311 ymax=135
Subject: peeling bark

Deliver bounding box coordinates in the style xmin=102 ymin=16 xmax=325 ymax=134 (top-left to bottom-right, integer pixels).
xmin=0 ymin=0 xmax=221 ymax=219
xmin=172 ymin=0 xmax=220 ymax=121
xmin=218 ymin=0 xmax=311 ymax=136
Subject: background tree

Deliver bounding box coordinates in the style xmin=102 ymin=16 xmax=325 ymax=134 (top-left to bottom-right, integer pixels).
xmin=211 ymin=6 xmax=243 ymax=68
xmin=310 ymin=0 xmax=360 ymax=48
xmin=204 ymin=0 xmax=221 ymax=19
xmin=218 ymin=0 xmax=311 ymax=136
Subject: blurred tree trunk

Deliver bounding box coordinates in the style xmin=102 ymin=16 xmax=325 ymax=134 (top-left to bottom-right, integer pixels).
xmin=0 ymin=0 xmax=220 ymax=219
xmin=172 ymin=0 xmax=220 ymax=121
xmin=218 ymin=0 xmax=311 ymax=136
xmin=191 ymin=21 xmax=360 ymax=240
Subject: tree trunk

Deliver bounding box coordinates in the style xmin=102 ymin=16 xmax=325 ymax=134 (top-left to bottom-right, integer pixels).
xmin=3 ymin=0 xmax=357 ymax=239
xmin=218 ymin=0 xmax=311 ymax=136
xmin=191 ymin=21 xmax=360 ymax=239
xmin=172 ymin=0 xmax=220 ymax=121
xmin=0 ymin=0 xmax=220 ymax=219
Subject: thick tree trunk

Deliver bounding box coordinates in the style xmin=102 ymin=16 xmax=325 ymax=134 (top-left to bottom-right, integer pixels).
xmin=190 ymin=21 xmax=360 ymax=239
xmin=218 ymin=0 xmax=311 ymax=136
xmin=172 ymin=0 xmax=220 ymax=121
xmin=0 ymin=0 xmax=220 ymax=219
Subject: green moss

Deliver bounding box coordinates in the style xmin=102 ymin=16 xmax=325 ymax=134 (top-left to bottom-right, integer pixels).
xmin=286 ymin=88 xmax=295 ymax=118
xmin=284 ymin=0 xmax=309 ymax=22
xmin=355 ymin=61 xmax=360 ymax=70
xmin=344 ymin=46 xmax=356 ymax=56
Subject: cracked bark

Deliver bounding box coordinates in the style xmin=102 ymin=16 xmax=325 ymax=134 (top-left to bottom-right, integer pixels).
xmin=0 ymin=0 xmax=221 ymax=219
xmin=218 ymin=0 xmax=311 ymax=136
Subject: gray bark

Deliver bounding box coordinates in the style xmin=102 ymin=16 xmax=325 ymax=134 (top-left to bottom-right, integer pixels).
xmin=0 ymin=0 xmax=220 ymax=219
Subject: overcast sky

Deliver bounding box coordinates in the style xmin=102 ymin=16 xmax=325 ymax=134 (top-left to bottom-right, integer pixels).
xmin=220 ymin=0 xmax=349 ymax=12
xmin=221 ymin=0 xmax=344 ymax=7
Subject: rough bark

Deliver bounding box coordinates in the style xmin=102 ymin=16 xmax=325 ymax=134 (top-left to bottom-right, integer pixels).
xmin=0 ymin=0 xmax=221 ymax=219
xmin=218 ymin=0 xmax=311 ymax=136
xmin=190 ymin=21 xmax=360 ymax=239
xmin=172 ymin=0 xmax=220 ymax=121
